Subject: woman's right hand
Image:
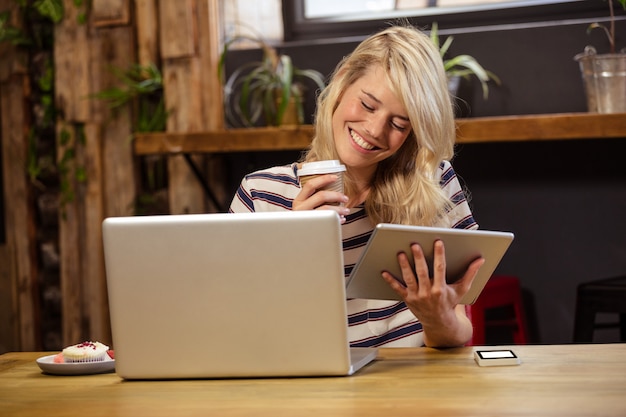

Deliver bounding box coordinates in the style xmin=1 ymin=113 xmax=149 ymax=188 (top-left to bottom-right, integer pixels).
xmin=292 ymin=174 xmax=350 ymax=223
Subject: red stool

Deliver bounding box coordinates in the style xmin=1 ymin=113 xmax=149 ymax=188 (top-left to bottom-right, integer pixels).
xmin=466 ymin=275 xmax=529 ymax=345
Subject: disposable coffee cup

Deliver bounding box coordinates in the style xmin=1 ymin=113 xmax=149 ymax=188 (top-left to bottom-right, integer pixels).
xmin=298 ymin=160 xmax=346 ymax=205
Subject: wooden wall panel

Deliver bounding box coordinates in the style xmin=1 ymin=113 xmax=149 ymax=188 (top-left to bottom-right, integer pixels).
xmin=0 ymin=0 xmax=33 ymax=353
xmin=0 ymin=1 xmax=27 ymax=82
xmin=0 ymin=244 xmax=18 ymax=354
xmin=162 ymin=60 xmax=206 ymax=214
xmin=159 ymin=0 xmax=197 ymax=59
xmin=55 ymin=0 xmax=90 ymax=346
xmin=89 ymin=26 xmax=137 ymax=218
xmin=2 ymin=0 xmax=231 ymax=351
xmin=92 ymin=0 xmax=131 ymax=27
xmin=201 ymin=0 xmax=227 ymax=211
xmin=56 ymin=122 xmax=84 ymax=345
xmin=55 ymin=1 xmax=136 ymax=345
xmin=135 ymin=0 xmax=160 ymax=66
xmin=201 ymin=0 xmax=224 ymax=131
xmin=54 ymin=0 xmax=91 ymax=123
xmin=84 ymin=27 xmax=136 ymax=346
xmin=0 ymin=74 xmax=39 ymax=351
xmin=160 ymin=0 xmax=204 ymax=214
xmin=161 ymin=0 xmax=227 ymax=213
xmin=82 ymin=123 xmax=108 ymax=344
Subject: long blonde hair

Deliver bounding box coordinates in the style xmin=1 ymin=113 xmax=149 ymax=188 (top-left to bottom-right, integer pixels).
xmin=304 ymin=24 xmax=456 ymax=226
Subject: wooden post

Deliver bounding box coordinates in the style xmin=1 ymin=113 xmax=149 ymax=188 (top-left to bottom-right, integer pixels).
xmin=56 ymin=122 xmax=84 ymax=345
xmin=0 ymin=0 xmax=40 ymax=352
xmin=159 ymin=0 xmax=226 ymax=214
xmin=135 ymin=0 xmax=160 ymax=67
xmin=81 ymin=123 xmax=107 ymax=343
xmin=202 ymin=0 xmax=228 ymax=211
xmin=160 ymin=0 xmax=205 ymax=214
xmin=55 ymin=0 xmax=135 ymax=346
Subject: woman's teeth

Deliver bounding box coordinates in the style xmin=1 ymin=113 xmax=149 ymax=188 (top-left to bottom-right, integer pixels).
xmin=350 ymin=130 xmax=375 ymax=150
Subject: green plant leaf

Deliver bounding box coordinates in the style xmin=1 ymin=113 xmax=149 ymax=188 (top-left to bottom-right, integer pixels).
xmin=431 ymin=21 xmax=499 ymax=99
xmin=34 ymin=0 xmax=64 ymax=24
xmin=89 ymin=62 xmax=167 ymax=131
xmin=0 ymin=11 xmax=31 ymax=46
xmin=275 ymin=55 xmax=294 ymax=125
xmin=218 ymin=35 xmax=267 ymax=83
xmin=294 ymin=68 xmax=326 ymax=91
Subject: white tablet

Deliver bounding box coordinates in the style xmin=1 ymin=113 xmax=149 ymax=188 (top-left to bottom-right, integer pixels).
xmin=345 ymin=224 xmax=515 ymax=305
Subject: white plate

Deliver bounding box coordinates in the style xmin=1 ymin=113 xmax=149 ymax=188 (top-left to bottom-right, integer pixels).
xmin=36 ymin=354 xmax=115 ymax=376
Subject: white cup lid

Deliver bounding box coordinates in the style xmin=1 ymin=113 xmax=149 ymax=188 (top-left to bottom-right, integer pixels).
xmin=298 ymin=160 xmax=346 ymax=176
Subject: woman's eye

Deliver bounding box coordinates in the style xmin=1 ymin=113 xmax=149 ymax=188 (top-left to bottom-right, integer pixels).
xmin=392 ymin=122 xmax=408 ymax=131
xmin=391 ymin=119 xmax=409 ymax=131
xmin=361 ymin=101 xmax=374 ymax=111
xmin=360 ymin=98 xmax=408 ymax=131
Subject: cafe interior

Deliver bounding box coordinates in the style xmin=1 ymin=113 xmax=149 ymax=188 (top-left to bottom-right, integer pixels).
xmin=1 ymin=1 xmax=626 ymax=415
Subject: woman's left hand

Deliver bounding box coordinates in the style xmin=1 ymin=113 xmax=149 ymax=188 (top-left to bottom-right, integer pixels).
xmin=381 ymin=239 xmax=485 ymax=347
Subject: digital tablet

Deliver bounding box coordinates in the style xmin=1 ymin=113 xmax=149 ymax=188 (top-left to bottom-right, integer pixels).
xmin=345 ymin=224 xmax=515 ymax=305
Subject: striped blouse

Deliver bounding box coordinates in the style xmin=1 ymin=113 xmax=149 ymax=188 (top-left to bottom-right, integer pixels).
xmin=228 ymin=160 xmax=478 ymax=347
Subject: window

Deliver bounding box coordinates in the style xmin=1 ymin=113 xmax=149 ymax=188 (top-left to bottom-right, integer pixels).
xmin=282 ymin=0 xmax=611 ymax=41
xmin=303 ymin=0 xmax=522 ymax=19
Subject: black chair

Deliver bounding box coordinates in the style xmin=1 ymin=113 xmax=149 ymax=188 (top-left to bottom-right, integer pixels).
xmin=573 ymin=276 xmax=626 ymax=343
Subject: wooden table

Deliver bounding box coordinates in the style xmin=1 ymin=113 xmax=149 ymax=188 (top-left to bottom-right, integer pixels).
xmin=2 ymin=344 xmax=625 ymax=417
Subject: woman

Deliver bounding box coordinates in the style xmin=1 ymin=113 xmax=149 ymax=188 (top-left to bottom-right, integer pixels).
xmin=229 ymin=24 xmax=485 ymax=348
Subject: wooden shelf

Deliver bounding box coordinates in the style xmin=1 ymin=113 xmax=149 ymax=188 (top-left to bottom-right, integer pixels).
xmin=455 ymin=112 xmax=626 ymax=143
xmin=134 ymin=112 xmax=626 ymax=155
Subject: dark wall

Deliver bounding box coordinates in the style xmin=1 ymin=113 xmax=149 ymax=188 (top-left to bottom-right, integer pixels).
xmin=224 ymin=15 xmax=626 ymax=344
xmin=453 ymin=139 xmax=626 ymax=344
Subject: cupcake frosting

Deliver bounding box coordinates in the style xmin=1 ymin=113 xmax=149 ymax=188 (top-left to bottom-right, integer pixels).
xmin=62 ymin=341 xmax=109 ymax=362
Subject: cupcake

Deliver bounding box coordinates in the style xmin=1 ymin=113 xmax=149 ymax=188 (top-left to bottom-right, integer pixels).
xmin=61 ymin=341 xmax=110 ymax=363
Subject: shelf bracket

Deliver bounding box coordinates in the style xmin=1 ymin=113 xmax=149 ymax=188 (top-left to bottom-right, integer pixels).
xmin=182 ymin=154 xmax=226 ymax=212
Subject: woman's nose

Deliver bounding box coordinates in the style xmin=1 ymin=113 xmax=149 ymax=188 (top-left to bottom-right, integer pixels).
xmin=364 ymin=113 xmax=387 ymax=139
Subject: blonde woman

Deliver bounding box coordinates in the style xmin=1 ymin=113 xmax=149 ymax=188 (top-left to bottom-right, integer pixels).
xmin=229 ymin=24 xmax=484 ymax=348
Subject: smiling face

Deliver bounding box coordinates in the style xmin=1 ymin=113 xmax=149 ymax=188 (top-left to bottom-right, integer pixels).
xmin=332 ymin=64 xmax=412 ymax=185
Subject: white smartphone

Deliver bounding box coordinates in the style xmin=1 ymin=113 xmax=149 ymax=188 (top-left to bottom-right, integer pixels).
xmin=474 ymin=349 xmax=521 ymax=367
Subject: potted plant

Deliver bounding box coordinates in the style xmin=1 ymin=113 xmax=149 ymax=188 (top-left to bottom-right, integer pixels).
xmin=218 ymin=35 xmax=326 ymax=128
xmin=574 ymin=0 xmax=626 ymax=113
xmin=430 ymin=22 xmax=500 ymax=100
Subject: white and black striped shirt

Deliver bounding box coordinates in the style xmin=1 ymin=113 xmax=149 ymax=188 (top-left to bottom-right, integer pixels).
xmin=229 ymin=161 xmax=477 ymax=347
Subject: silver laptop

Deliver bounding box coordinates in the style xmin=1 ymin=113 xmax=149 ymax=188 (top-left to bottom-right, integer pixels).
xmin=103 ymin=210 xmax=377 ymax=379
